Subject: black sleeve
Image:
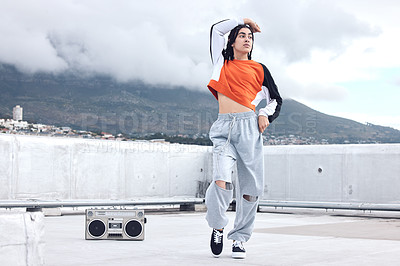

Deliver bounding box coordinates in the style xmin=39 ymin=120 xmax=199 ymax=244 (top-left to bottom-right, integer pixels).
xmin=261 ymin=63 xmax=282 ymax=123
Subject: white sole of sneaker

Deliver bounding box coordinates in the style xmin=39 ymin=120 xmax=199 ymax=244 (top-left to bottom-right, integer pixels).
xmin=232 ymin=252 xmax=246 ymax=259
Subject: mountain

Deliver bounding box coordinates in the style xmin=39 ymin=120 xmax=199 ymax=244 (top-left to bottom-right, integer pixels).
xmin=271 ymin=99 xmax=400 ymax=143
xmin=1 ymin=64 xmax=400 ymax=144
xmin=0 ymin=65 xmax=217 ymax=136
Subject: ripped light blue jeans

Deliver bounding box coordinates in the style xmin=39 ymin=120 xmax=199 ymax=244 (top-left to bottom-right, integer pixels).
xmin=205 ymin=111 xmax=264 ymax=242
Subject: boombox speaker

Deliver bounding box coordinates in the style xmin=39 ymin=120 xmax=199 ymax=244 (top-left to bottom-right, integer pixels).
xmin=85 ymin=209 xmax=146 ymax=240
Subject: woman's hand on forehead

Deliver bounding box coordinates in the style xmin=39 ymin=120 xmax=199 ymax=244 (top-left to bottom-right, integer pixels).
xmin=243 ymin=18 xmax=261 ymax=33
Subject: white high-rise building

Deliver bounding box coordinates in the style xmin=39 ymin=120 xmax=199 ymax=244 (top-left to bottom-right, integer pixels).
xmin=13 ymin=105 xmax=23 ymax=121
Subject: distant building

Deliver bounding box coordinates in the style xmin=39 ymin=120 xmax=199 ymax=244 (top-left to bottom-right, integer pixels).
xmin=149 ymin=139 xmax=168 ymax=143
xmin=61 ymin=127 xmax=71 ymax=133
xmin=13 ymin=121 xmax=29 ymax=130
xmin=101 ymin=132 xmax=114 ymax=139
xmin=13 ymin=105 xmax=23 ymax=121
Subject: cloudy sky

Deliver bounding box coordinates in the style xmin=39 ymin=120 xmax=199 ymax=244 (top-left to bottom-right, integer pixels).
xmin=1 ymin=0 xmax=399 ymax=129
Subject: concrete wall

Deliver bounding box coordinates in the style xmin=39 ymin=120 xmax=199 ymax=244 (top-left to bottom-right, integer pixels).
xmin=263 ymin=144 xmax=400 ymax=203
xmin=0 ymin=211 xmax=44 ymax=265
xmin=1 ymin=134 xmax=399 ymax=204
xmin=0 ymin=134 xmax=212 ymax=200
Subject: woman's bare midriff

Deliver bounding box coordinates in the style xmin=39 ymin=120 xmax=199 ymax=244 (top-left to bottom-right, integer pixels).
xmin=218 ymin=92 xmax=252 ymax=114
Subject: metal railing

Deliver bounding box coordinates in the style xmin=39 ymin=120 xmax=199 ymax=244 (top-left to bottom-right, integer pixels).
xmin=0 ymin=198 xmax=205 ymax=212
xmin=258 ymin=200 xmax=400 ymax=212
xmin=2 ymin=198 xmax=400 ymax=213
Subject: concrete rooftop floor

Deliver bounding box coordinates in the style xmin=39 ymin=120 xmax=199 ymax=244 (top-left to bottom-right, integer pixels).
xmin=43 ymin=208 xmax=400 ymax=266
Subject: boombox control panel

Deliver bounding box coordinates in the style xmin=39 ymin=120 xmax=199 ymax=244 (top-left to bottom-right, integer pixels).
xmin=85 ymin=209 xmax=146 ymax=240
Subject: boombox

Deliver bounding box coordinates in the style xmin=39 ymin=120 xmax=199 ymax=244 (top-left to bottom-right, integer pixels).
xmin=85 ymin=209 xmax=146 ymax=240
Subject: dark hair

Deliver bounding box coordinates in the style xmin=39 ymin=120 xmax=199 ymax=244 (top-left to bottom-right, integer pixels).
xmin=223 ymin=24 xmax=254 ymax=61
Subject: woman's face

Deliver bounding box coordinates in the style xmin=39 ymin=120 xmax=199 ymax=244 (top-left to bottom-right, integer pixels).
xmin=231 ymin=27 xmax=253 ymax=59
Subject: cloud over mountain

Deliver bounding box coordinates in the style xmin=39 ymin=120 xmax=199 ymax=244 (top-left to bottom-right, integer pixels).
xmin=0 ymin=0 xmax=380 ymax=95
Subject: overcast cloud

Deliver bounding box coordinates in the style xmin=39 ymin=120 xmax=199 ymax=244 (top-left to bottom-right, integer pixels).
xmin=0 ymin=0 xmax=380 ymax=91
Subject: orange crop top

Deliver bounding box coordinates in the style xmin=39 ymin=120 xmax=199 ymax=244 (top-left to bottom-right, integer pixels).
xmin=208 ymin=59 xmax=264 ymax=112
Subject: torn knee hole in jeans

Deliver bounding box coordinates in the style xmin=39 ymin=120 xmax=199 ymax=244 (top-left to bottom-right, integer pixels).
xmin=215 ymin=181 xmax=233 ymax=190
xmin=243 ymin=194 xmax=258 ymax=202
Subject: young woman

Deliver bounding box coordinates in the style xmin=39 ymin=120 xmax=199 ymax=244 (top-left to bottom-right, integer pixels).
xmin=205 ymin=18 xmax=282 ymax=259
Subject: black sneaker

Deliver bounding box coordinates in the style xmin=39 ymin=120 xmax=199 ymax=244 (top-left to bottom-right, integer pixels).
xmin=210 ymin=229 xmax=223 ymax=257
xmin=232 ymin=241 xmax=246 ymax=259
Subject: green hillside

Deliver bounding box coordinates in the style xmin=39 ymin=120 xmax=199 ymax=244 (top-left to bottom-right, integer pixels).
xmin=1 ymin=64 xmax=399 ymax=144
